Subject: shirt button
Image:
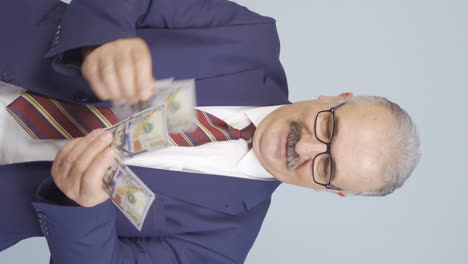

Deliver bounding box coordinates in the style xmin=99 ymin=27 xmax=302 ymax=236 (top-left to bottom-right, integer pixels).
xmin=74 ymin=94 xmax=89 ymax=103
xmin=2 ymin=71 xmax=15 ymax=83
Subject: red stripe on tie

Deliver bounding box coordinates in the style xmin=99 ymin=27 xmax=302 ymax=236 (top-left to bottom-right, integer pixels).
xmin=206 ymin=111 xmax=243 ymax=139
xmin=188 ymin=125 xmax=211 ymax=145
xmin=96 ymin=107 xmax=119 ymax=125
xmin=11 ymin=97 xmax=64 ymax=139
xmin=30 ymin=94 xmax=85 ymax=138
xmin=63 ymin=102 xmax=109 ymax=131
xmin=198 ymin=111 xmax=231 ymax=141
xmin=168 ymin=110 xmax=256 ymax=147
xmin=169 ymin=132 xmax=191 ymax=146
xmin=240 ymin=123 xmax=256 ymax=141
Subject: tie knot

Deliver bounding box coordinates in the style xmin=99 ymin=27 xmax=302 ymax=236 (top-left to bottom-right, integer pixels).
xmin=239 ymin=122 xmax=256 ymax=142
xmin=169 ymin=110 xmax=256 ymax=147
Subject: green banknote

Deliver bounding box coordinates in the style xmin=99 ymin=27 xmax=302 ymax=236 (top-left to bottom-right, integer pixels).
xmin=104 ymin=78 xmax=197 ymax=231
xmin=103 ymin=158 xmax=155 ymax=231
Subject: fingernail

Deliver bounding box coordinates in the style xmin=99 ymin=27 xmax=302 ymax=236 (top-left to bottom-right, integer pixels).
xmin=116 ymin=99 xmax=126 ymax=105
xmin=90 ymin=129 xmax=104 ymax=138
xmin=100 ymin=131 xmax=112 ymax=142
xmin=141 ymin=92 xmax=151 ymax=101
xmin=105 ymin=148 xmax=114 ymax=158
xmin=138 ymin=94 xmax=148 ymax=102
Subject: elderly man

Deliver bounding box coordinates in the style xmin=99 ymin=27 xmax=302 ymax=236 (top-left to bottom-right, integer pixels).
xmin=0 ymin=0 xmax=420 ymax=263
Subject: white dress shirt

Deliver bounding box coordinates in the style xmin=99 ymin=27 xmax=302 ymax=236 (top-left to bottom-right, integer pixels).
xmin=0 ymin=81 xmax=282 ymax=181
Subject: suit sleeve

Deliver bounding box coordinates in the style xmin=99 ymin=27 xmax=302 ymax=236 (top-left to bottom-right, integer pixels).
xmin=31 ymin=178 xmax=241 ymax=264
xmin=45 ymin=0 xmax=273 ymax=69
xmin=32 ymin=202 xmax=237 ymax=264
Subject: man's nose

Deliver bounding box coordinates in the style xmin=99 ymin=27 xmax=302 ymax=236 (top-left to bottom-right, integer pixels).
xmin=295 ymin=134 xmax=327 ymax=159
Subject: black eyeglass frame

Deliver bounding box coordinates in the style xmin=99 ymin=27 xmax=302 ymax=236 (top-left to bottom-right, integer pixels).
xmin=311 ymin=100 xmax=347 ymax=190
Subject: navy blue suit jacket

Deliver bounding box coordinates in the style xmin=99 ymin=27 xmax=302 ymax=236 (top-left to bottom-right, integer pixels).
xmin=0 ymin=0 xmax=290 ymax=263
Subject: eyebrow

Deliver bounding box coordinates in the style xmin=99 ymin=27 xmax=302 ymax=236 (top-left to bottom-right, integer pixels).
xmin=331 ymin=116 xmax=340 ymax=184
xmin=333 ymin=116 xmax=340 ymax=140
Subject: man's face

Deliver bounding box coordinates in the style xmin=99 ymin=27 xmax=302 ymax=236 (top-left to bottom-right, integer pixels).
xmin=253 ymin=93 xmax=392 ymax=195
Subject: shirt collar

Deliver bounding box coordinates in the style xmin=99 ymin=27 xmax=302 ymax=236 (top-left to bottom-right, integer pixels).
xmin=237 ymin=105 xmax=284 ymax=179
xmin=243 ymin=105 xmax=284 ymax=127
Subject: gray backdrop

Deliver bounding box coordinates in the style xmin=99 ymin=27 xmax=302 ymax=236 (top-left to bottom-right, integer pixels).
xmin=1 ymin=0 xmax=467 ymax=263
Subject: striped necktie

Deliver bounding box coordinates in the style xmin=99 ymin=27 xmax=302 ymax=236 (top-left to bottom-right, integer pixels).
xmin=6 ymin=91 xmax=255 ymax=146
xmin=6 ymin=91 xmax=119 ymax=139
xmin=170 ymin=109 xmax=255 ymax=147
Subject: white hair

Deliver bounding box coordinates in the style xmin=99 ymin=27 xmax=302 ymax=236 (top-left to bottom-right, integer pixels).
xmin=343 ymin=96 xmax=421 ymax=196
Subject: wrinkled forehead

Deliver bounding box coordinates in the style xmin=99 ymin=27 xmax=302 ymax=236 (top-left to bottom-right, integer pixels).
xmin=332 ymin=103 xmax=393 ymax=192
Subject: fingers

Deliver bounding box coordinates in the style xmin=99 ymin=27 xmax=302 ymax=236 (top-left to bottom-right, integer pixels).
xmin=52 ymin=137 xmax=83 ymax=181
xmin=82 ymin=55 xmax=105 ymax=100
xmin=81 ymin=38 xmax=155 ymax=104
xmin=116 ymin=54 xmax=136 ymax=104
xmin=82 ymin=52 xmax=114 ymax=101
xmin=68 ymin=131 xmax=114 ymax=195
xmin=51 ymin=129 xmax=116 ymax=207
xmin=99 ymin=58 xmax=121 ymax=101
xmin=79 ymin=147 xmax=115 ymax=207
xmin=65 ymin=129 xmax=106 ymax=171
xmin=87 ymin=75 xmax=109 ymax=101
xmin=52 ymin=129 xmax=106 ymax=199
xmin=133 ymin=41 xmax=155 ymax=101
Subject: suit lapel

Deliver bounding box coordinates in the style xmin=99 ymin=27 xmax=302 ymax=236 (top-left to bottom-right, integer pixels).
xmin=0 ymin=161 xmax=280 ymax=220
xmin=131 ymin=166 xmax=281 ymax=215
xmin=30 ymin=0 xmax=64 ymax=24
xmin=139 ymin=22 xmax=291 ymax=107
xmin=196 ymin=68 xmax=290 ymax=107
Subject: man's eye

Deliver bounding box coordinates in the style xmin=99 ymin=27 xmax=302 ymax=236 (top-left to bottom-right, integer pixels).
xmin=321 ymin=157 xmax=330 ymax=178
xmin=321 ymin=116 xmax=332 ymax=141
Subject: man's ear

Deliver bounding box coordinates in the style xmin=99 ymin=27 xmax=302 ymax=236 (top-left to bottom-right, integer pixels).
xmin=318 ymin=92 xmax=353 ymax=101
xmin=326 ymin=189 xmax=348 ymax=197
xmin=335 ymin=191 xmax=347 ymax=197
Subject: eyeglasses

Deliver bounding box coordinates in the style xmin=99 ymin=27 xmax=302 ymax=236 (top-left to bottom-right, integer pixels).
xmin=311 ymin=101 xmax=347 ymax=190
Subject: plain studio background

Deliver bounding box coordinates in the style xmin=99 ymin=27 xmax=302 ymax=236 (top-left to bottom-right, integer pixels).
xmin=1 ymin=0 xmax=467 ymax=263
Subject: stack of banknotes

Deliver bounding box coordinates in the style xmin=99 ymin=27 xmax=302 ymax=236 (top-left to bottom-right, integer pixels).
xmin=103 ymin=79 xmax=196 ymax=231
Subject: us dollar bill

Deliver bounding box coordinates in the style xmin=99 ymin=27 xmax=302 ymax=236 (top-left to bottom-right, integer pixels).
xmin=107 ymin=105 xmax=169 ymax=159
xmin=124 ymin=105 xmax=169 ymax=155
xmin=114 ymin=79 xmax=197 ymax=133
xmin=112 ymin=78 xmax=174 ymax=121
xmin=103 ymin=158 xmax=155 ymax=231
xmin=162 ymin=79 xmax=197 ymax=133
xmin=103 ymin=78 xmax=197 ymax=231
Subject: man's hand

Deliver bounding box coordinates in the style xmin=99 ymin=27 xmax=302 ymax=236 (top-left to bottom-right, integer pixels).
xmin=81 ymin=38 xmax=156 ymax=104
xmin=51 ymin=129 xmax=116 ymax=207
